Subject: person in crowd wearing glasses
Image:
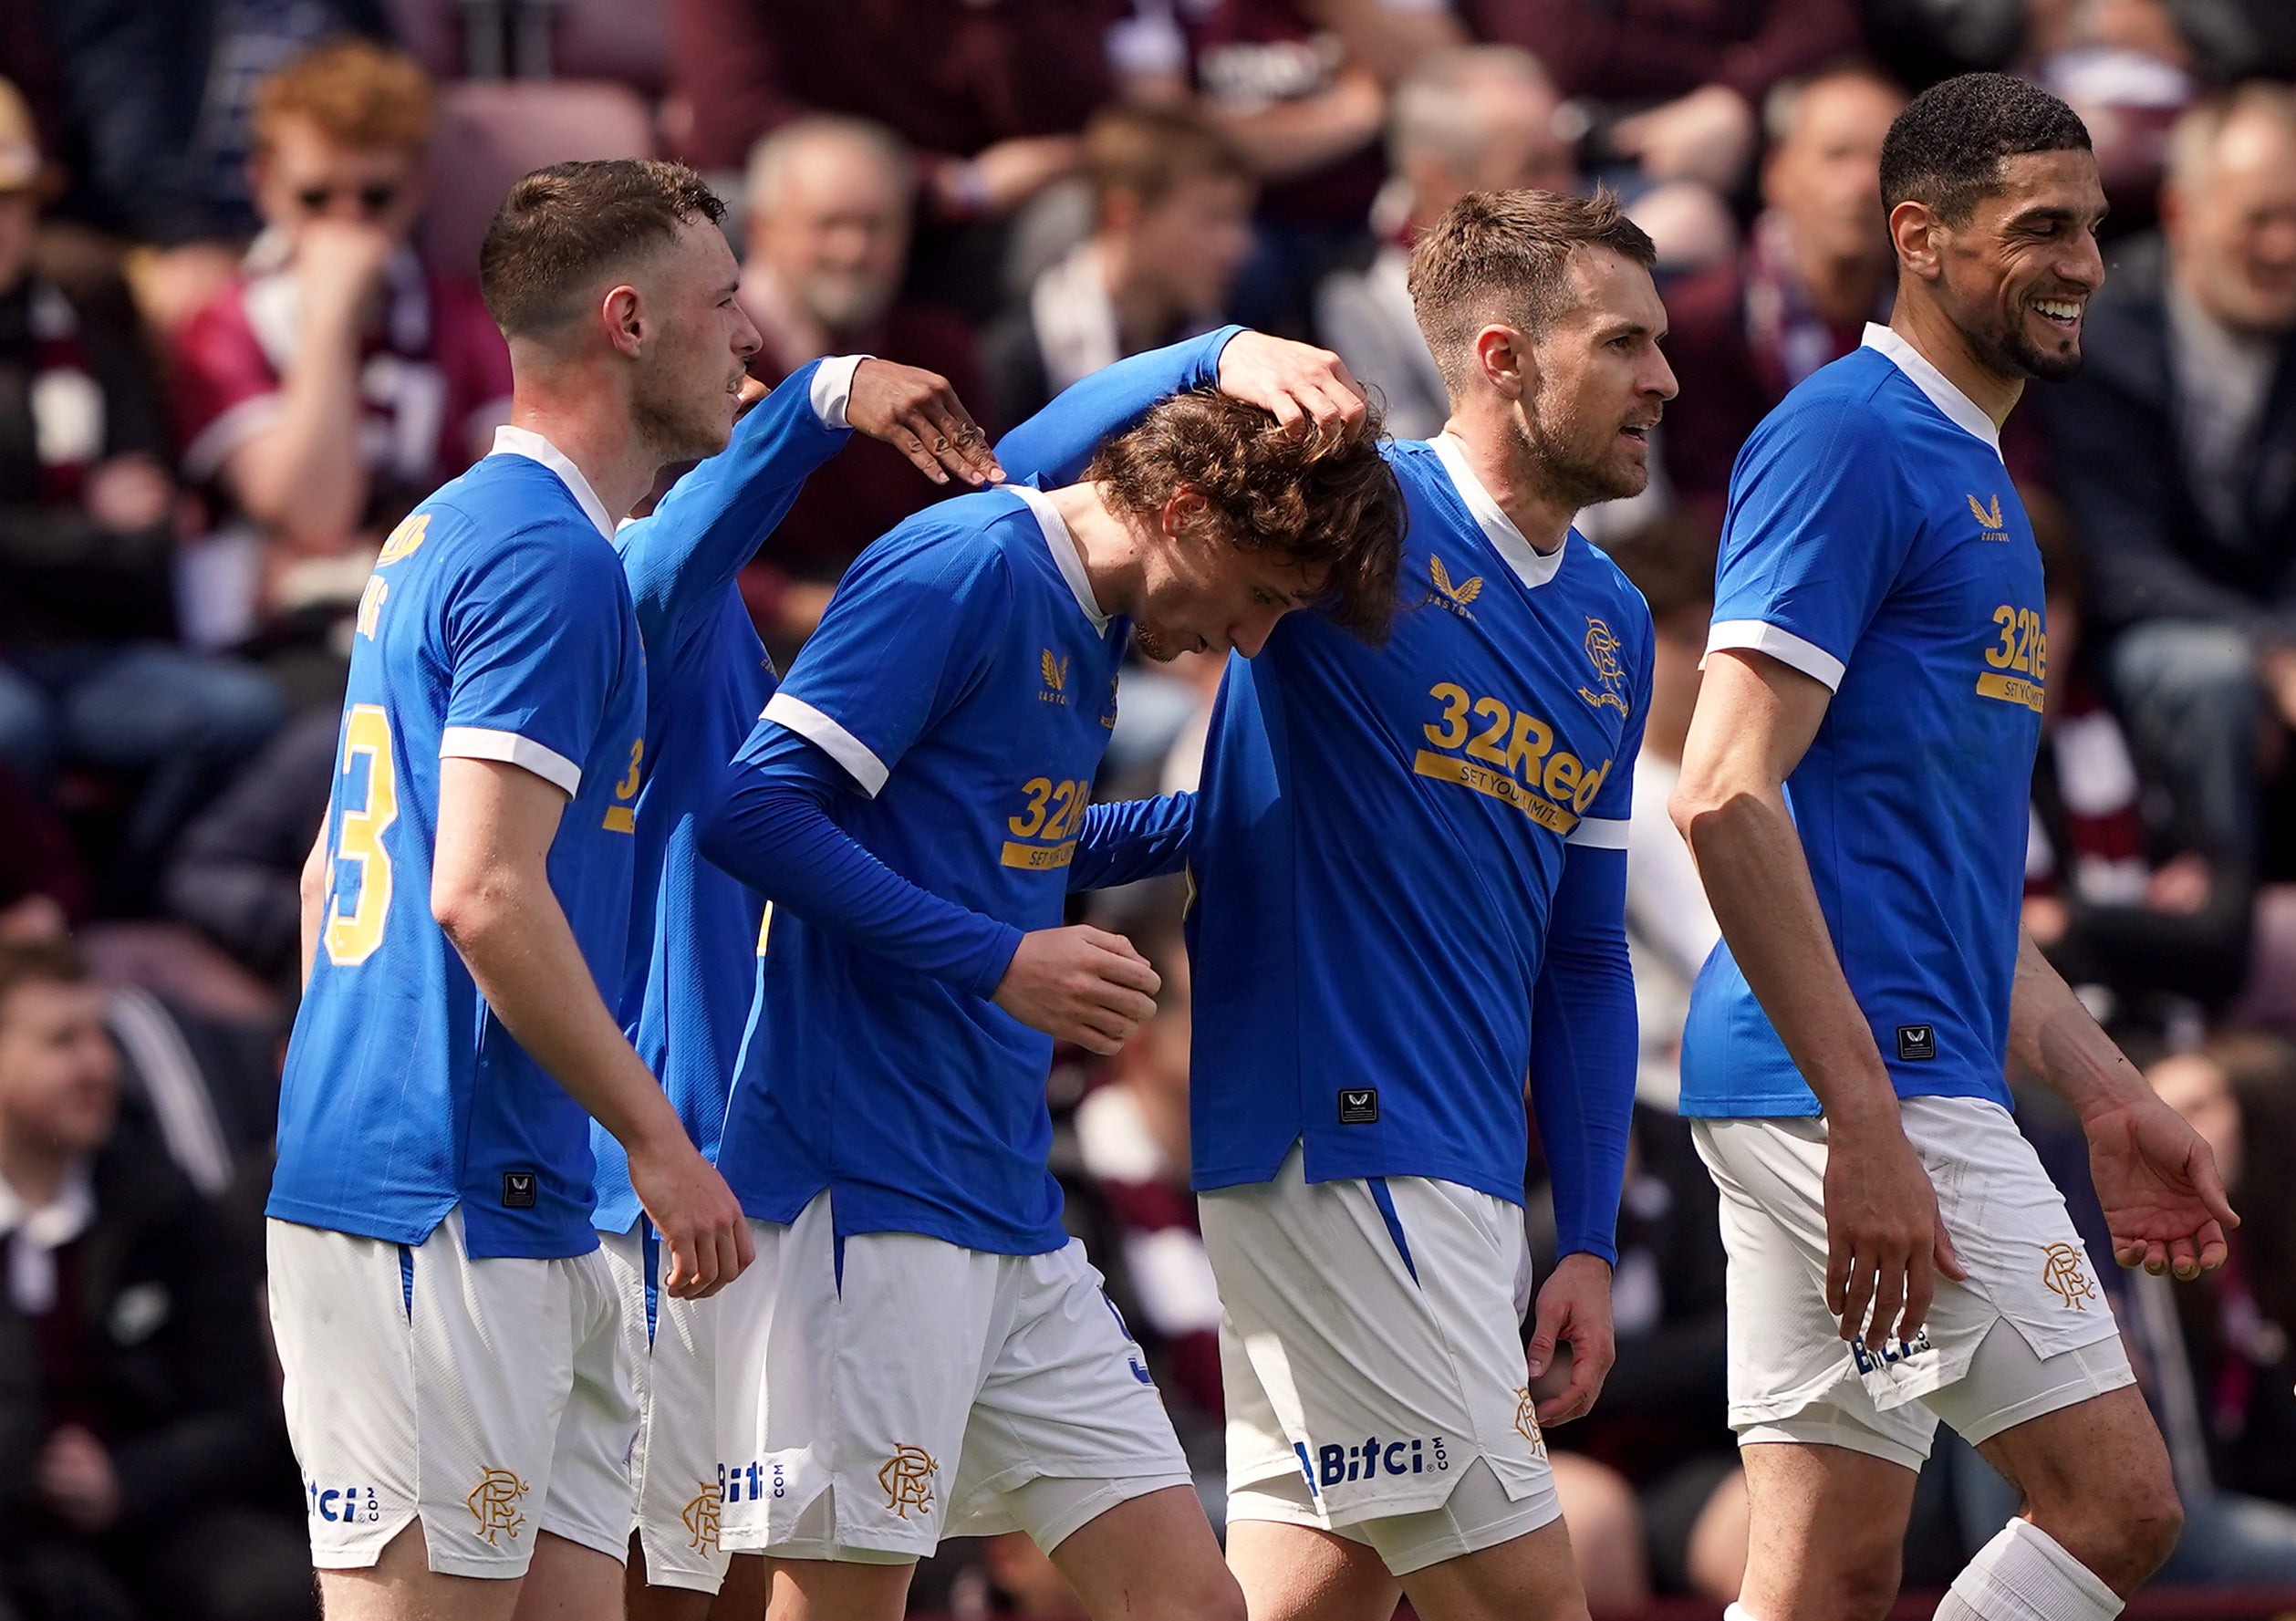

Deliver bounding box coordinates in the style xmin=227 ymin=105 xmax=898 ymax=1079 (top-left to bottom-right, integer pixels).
xmin=170 ymin=39 xmax=513 ymax=655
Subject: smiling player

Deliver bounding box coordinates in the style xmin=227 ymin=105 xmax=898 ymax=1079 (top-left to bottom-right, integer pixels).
xmin=1669 ymin=75 xmax=2235 ymax=1621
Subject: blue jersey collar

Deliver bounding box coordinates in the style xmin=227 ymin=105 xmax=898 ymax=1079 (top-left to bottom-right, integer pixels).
xmin=1429 ymin=433 xmax=1565 ymax=590
xmin=1858 ymin=324 xmax=2004 ymax=462
xmin=490 ymin=424 xmax=618 ymax=540
xmin=1009 ymin=484 xmax=1111 ymax=634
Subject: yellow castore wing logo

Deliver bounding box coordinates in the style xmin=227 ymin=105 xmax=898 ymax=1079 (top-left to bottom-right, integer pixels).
xmin=1968 ymin=494 xmax=2005 ymax=533
xmin=1429 ymin=554 xmax=1484 ymax=608
xmin=1040 ymin=649 xmax=1068 ymax=696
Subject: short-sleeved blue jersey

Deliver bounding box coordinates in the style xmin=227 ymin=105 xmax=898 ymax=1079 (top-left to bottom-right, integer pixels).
xmin=1680 ymin=326 xmax=2044 ymax=1117
xmin=1186 ymin=437 xmax=1652 ymax=1204
xmin=716 ymin=485 xmax=1126 ymax=1254
xmin=590 ymin=360 xmax=851 ymax=1236
xmin=269 ymin=430 xmax=648 ymax=1258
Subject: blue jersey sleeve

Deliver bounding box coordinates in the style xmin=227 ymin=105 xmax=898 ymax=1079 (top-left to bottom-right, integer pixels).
xmin=1708 ymin=400 xmax=1913 ymax=691
xmin=617 ymin=358 xmax=850 ymax=651
xmin=1067 ymin=792 xmax=1194 ymax=890
xmin=995 ymin=327 xmax=1241 ymax=485
xmin=699 ymin=728 xmax=1022 ymax=996
xmin=763 ymin=519 xmax=1013 ymax=796
xmin=441 ymin=517 xmax=631 ymax=796
xmin=1530 ymin=843 xmax=1636 ymax=1264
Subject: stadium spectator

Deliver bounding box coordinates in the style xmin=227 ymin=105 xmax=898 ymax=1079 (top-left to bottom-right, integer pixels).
xmin=1461 ymin=0 xmax=1862 ymax=194
xmin=1317 ymin=45 xmax=1735 ymax=442
xmin=735 ymin=116 xmax=987 ymax=660
xmin=983 ymin=105 xmax=1254 ymax=429
xmin=44 ymin=0 xmax=390 ymax=333
xmin=171 ymin=39 xmax=511 ymax=656
xmin=0 ymin=935 xmax=306 ymax=1621
xmin=2039 ymin=83 xmax=2296 ymax=880
xmin=1657 ymin=66 xmax=1905 ymax=519
xmin=0 ymin=74 xmax=283 ymax=895
xmin=662 ymin=0 xmax=1118 ymax=222
xmin=2020 ymin=489 xmax=2253 ymax=1019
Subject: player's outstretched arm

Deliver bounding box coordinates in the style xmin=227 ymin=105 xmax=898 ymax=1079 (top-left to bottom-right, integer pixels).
xmin=433 ymin=755 xmax=752 ymax=1297
xmin=1066 ymin=792 xmax=1195 ymax=892
xmin=1671 ymin=648 xmax=1965 ymax=1352
xmin=995 ymin=328 xmax=1367 ymax=486
xmin=2010 ymin=931 xmax=2237 ymax=1278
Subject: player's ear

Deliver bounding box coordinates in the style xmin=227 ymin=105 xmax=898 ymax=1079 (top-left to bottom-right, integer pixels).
xmin=1159 ymin=486 xmax=1210 ymax=542
xmin=1473 ymin=324 xmax=1531 ymax=400
xmin=1889 ymin=199 xmax=1942 ymax=282
xmin=599 ymin=284 xmax=646 ymax=358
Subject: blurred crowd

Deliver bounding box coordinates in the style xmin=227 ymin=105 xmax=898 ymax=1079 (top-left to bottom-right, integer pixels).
xmin=2 ymin=0 xmax=2295 ymax=1616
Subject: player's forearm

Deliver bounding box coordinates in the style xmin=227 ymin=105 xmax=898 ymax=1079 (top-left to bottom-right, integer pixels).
xmin=434 ymin=863 xmax=687 ymax=1158
xmin=995 ymin=327 xmax=1241 ymax=485
xmin=1530 ymin=847 xmax=1636 ymax=1263
xmin=1674 ymin=785 xmax=1897 ymax=1128
xmin=2010 ymin=929 xmax=2152 ymax=1125
xmin=1066 ymin=792 xmax=1194 ymax=891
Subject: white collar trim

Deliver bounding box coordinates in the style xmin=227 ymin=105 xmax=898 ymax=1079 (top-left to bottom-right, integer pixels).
xmin=489 ymin=425 xmax=618 ymax=540
xmin=1859 ymin=323 xmax=2003 ymax=460
xmin=1009 ymin=485 xmax=1111 ymax=633
xmin=1431 ymin=433 xmax=1565 ymax=588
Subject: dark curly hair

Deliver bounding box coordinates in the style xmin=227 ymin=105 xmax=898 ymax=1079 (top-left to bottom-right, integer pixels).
xmin=1880 ymin=73 xmax=2091 ymax=227
xmin=1086 ymin=390 xmax=1406 ymax=643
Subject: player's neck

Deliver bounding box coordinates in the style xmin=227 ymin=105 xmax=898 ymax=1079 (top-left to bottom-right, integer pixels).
xmin=1441 ymin=410 xmax=1574 ymax=555
xmin=1044 ymin=482 xmax=1132 ymax=619
xmin=504 ymin=388 xmax=662 ymax=529
xmin=1887 ymin=296 xmax=2024 ymax=429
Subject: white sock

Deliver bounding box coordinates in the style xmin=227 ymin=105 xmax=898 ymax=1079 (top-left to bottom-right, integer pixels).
xmin=1934 ymin=1519 xmax=2123 ymax=1621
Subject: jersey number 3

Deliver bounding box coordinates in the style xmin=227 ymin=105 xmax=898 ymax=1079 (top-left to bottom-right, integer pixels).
xmin=325 ymin=704 xmax=399 ymax=967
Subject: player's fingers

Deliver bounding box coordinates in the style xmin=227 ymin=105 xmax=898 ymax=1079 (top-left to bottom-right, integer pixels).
xmin=1263 ymin=388 xmax=1306 ymax=435
xmin=1086 ymin=982 xmax=1158 ymax=1027
xmin=1867 ymin=1263 xmax=1906 ymax=1352
xmin=732 ymin=1214 xmax=757 ymax=1274
xmin=2196 ymin=1152 xmax=2241 ymax=1230
xmin=1536 ymin=1364 xmax=1600 ymax=1426
xmin=1932 ymin=1218 xmax=1969 ymax=1282
xmin=1092 ymin=951 xmax=1162 ymax=997
xmin=2167 ymin=1234 xmax=2200 ymax=1282
xmin=662 ymin=1229 xmax=698 ymax=1297
xmin=1900 ymin=1254 xmax=1935 ymax=1346
xmin=2142 ymin=1239 xmax=2169 ymax=1275
xmin=920 ymin=397 xmax=1002 ymax=485
xmin=1825 ymin=1238 xmax=1850 ymax=1320
xmin=883 ymin=422 xmax=949 ymax=484
xmin=1068 ymin=1013 xmax=1130 ymax=1055
xmin=2197 ymin=1221 xmax=2230 ymax=1273
xmin=1837 ymin=1254 xmax=1877 ymax=1344
xmin=1523 ymin=1306 xmax=1563 ymax=1379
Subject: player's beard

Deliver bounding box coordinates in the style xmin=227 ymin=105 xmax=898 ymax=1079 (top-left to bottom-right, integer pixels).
xmin=1968 ymin=295 xmax=2085 ymax=383
xmin=1518 ymin=376 xmax=1648 ymax=511
xmin=1131 ymin=621 xmax=1185 ymax=662
xmin=632 ymin=374 xmax=735 ymax=466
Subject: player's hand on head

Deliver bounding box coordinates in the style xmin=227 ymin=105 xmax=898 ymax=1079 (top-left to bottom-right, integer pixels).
xmin=2088 ymin=1096 xmax=2239 ymax=1281
xmin=992 ymin=926 xmax=1159 ymax=1056
xmin=1215 ymin=332 xmax=1370 ymax=442
xmin=847 ymin=358 xmax=1004 ymax=488
xmin=1821 ymin=1118 xmax=1964 ymax=1354
xmin=631 ymin=1139 xmax=754 ymax=1299
xmin=1528 ymin=1252 xmax=1616 ymax=1425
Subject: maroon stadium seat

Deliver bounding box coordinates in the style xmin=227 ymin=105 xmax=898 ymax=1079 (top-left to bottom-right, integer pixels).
xmin=420 ymin=80 xmax=655 ymax=286
xmin=543 ymin=0 xmax=668 ymax=96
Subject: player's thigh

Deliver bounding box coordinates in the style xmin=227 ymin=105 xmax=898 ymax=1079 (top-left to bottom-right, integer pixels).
xmin=314 ymin=1522 xmax=521 ymax=1621
xmin=764 ymin=1558 xmax=912 ymax=1621
xmin=507 ymin=1530 xmax=625 ymax=1621
xmin=1969 ymin=1379 xmax=2181 ymax=1589
xmin=1736 ymin=1443 xmax=1917 ymax=1621
xmin=1042 ymin=1484 xmax=1243 ymax=1621
xmin=1392 ymin=1509 xmax=1586 ymax=1621
xmin=1226 ymin=1519 xmax=1402 ymax=1621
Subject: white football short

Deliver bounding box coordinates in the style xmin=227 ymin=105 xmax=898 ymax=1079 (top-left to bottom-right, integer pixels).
xmin=1199 ymin=1147 xmax=1562 ymax=1573
xmin=268 ymin=1209 xmax=639 ymax=1578
xmin=1693 ymin=1096 xmax=2135 ymax=1472
xmin=601 ymin=1224 xmax=731 ymax=1594
xmin=713 ymin=1193 xmax=1192 ymax=1562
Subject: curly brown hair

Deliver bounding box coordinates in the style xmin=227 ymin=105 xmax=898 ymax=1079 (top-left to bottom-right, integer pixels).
xmin=254 ymin=38 xmax=435 ymax=157
xmin=1086 ymin=390 xmax=1406 ymax=643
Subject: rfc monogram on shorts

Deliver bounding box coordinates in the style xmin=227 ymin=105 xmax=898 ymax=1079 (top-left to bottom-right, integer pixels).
xmin=1512 ymin=1387 xmax=1547 ymax=1459
xmin=878 ymin=1444 xmax=938 ymax=1518
xmin=2041 ymin=1242 xmax=2098 ymax=1310
xmin=467 ymin=1466 xmax=529 ymax=1545
xmin=681 ymin=1483 xmax=722 ymax=1553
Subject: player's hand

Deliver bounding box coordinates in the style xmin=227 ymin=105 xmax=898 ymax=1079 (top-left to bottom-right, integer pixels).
xmin=992 ymin=927 xmax=1159 ymax=1055
xmin=629 ymin=1138 xmax=754 ymax=1299
xmin=2086 ymin=1096 xmax=2238 ymax=1280
xmin=847 ymin=358 xmax=1003 ymax=487
xmin=732 ymin=374 xmax=772 ymax=419
xmin=1823 ymin=1117 xmax=1966 ymax=1353
xmin=1527 ymin=1252 xmax=1616 ymax=1425
xmin=1215 ymin=331 xmax=1370 ymax=442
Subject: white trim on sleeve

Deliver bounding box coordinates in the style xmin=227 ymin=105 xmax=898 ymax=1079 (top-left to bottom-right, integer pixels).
xmin=764 ymin=692 xmax=889 ymax=798
xmin=811 ymin=355 xmax=867 ymax=430
xmin=439 ymin=726 xmax=582 ymax=797
xmin=1565 ymin=816 xmax=1630 ymax=849
xmin=1704 ymin=620 xmax=1845 ymax=692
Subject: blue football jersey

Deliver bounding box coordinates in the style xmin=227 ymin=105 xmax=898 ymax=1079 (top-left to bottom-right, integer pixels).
xmin=269 ymin=430 xmax=648 ymax=1258
xmin=1185 ymin=436 xmax=1653 ymax=1205
xmin=591 ymin=360 xmax=851 ymax=1236
xmin=1679 ymin=326 xmax=2044 ymax=1117
xmin=716 ymin=485 xmax=1126 ymax=1254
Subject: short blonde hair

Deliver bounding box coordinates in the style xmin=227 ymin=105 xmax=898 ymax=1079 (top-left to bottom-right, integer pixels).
xmin=254 ymin=37 xmax=436 ymax=157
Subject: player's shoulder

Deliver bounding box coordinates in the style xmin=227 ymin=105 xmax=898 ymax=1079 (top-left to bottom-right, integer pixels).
xmin=1563 ymin=534 xmax=1656 ymax=648
xmin=1753 ymin=348 xmax=1908 ymax=453
xmin=408 ymin=458 xmax=629 ymax=596
xmin=856 ymin=487 xmax=1035 ymax=593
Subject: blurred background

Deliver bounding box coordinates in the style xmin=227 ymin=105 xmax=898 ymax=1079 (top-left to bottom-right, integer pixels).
xmin=0 ymin=0 xmax=2292 ymax=1615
